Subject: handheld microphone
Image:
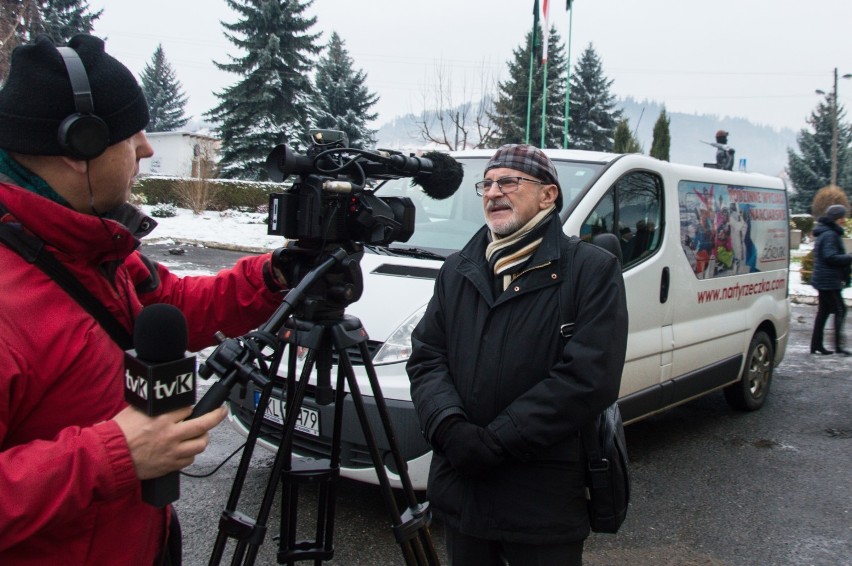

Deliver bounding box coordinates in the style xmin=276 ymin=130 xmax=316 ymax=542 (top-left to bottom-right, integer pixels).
xmin=124 ymin=304 xmax=196 ymax=507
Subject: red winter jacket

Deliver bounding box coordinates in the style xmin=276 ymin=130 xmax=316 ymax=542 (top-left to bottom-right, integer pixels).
xmin=0 ymin=182 xmax=284 ymax=565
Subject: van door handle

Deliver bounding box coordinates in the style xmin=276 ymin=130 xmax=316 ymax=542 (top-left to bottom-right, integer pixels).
xmin=660 ymin=267 xmax=670 ymax=303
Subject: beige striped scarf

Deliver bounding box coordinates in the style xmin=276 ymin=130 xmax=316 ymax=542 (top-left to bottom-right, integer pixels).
xmin=485 ymin=207 xmax=555 ymax=292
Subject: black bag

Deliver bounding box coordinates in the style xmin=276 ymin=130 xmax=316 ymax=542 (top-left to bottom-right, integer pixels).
xmin=559 ymin=237 xmax=630 ymax=534
xmin=580 ymin=403 xmax=630 ymax=533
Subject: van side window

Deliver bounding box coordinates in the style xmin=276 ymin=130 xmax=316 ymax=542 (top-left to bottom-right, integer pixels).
xmin=580 ymin=171 xmax=664 ymax=269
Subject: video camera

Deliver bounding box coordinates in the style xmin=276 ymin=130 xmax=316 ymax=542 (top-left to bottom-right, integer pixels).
xmin=265 ymin=129 xmax=463 ymax=246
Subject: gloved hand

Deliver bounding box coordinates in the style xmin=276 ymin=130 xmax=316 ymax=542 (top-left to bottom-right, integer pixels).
xmin=433 ymin=416 xmax=505 ymax=477
xmin=271 ymin=246 xmax=301 ymax=287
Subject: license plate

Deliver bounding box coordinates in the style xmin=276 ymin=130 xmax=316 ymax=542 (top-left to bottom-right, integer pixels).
xmin=253 ymin=391 xmax=320 ymax=437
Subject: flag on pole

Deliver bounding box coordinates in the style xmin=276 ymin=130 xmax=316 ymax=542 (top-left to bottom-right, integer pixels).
xmin=541 ymin=0 xmax=550 ymax=63
xmin=532 ymin=0 xmax=540 ymax=51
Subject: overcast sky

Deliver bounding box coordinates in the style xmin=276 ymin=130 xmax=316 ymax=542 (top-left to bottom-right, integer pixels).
xmin=86 ymin=0 xmax=852 ymax=133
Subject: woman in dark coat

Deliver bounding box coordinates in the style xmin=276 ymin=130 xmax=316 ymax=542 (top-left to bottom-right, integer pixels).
xmin=809 ymin=204 xmax=852 ymax=355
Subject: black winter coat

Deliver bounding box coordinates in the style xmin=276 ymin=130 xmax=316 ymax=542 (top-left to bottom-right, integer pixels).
xmin=407 ymin=215 xmax=628 ymax=544
xmin=811 ymin=218 xmax=851 ymax=291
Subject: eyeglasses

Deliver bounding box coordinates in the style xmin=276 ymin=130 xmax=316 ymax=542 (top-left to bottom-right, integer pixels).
xmin=474 ymin=176 xmax=543 ymax=196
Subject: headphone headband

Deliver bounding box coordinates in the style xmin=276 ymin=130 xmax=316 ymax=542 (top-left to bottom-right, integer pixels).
xmin=57 ymin=47 xmax=95 ymax=115
xmin=56 ymin=44 xmax=109 ymax=160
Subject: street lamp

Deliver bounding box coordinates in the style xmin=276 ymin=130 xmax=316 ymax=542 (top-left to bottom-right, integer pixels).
xmin=815 ymin=67 xmax=852 ymax=187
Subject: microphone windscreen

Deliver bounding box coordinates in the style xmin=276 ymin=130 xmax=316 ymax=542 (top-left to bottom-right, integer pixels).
xmin=133 ymin=304 xmax=188 ymax=363
xmin=414 ymin=151 xmax=464 ymax=200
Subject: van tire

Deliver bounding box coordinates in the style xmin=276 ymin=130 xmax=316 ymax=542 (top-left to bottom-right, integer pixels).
xmin=724 ymin=331 xmax=773 ymax=411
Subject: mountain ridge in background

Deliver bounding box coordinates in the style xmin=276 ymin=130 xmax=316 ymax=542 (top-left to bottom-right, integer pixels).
xmin=375 ymin=96 xmax=799 ymax=177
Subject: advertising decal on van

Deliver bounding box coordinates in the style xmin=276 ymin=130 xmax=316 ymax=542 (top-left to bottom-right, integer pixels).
xmin=695 ymin=277 xmax=788 ymax=304
xmin=678 ymin=181 xmax=789 ymax=280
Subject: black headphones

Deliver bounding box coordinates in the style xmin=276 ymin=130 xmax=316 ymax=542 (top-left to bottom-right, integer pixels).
xmin=56 ymin=46 xmax=110 ymax=160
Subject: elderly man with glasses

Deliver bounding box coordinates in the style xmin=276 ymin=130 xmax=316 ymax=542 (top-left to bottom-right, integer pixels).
xmin=407 ymin=144 xmax=628 ymax=565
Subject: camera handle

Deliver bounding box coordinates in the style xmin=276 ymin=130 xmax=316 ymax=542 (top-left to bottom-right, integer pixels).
xmin=196 ymin=246 xmax=439 ymax=566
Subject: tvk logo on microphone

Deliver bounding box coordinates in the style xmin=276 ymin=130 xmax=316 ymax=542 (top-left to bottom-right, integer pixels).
xmin=124 ymin=352 xmax=197 ymax=416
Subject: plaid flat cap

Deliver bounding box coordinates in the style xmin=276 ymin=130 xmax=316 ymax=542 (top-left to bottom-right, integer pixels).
xmin=484 ymin=144 xmax=562 ymax=210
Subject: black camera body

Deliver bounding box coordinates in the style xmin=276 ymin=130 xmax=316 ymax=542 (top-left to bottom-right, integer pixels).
xmin=266 ymin=130 xmax=415 ymax=246
xmin=268 ymin=179 xmax=414 ymax=246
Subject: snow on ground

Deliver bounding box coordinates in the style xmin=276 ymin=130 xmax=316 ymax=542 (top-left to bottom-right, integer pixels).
xmin=142 ymin=206 xmax=849 ymax=302
xmin=141 ymin=206 xmax=282 ymax=252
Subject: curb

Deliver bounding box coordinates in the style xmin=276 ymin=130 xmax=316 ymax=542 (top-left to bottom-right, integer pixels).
xmin=144 ymin=237 xmax=274 ymax=255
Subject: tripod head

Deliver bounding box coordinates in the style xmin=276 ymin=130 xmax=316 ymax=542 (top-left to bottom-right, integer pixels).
xmin=271 ymin=240 xmax=364 ymax=321
xmin=190 ymin=245 xmax=357 ymax=418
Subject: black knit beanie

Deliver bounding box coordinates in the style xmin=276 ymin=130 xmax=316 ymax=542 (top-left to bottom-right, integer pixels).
xmin=825 ymin=204 xmax=847 ymax=222
xmin=0 ymin=34 xmax=149 ymax=156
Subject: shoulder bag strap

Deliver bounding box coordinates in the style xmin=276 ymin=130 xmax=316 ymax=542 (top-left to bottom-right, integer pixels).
xmin=557 ymin=239 xmax=604 ymax=461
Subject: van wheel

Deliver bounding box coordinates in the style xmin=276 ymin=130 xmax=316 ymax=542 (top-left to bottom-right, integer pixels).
xmin=724 ymin=331 xmax=773 ymax=411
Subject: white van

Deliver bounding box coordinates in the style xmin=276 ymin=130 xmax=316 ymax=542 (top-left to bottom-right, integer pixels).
xmin=226 ymin=149 xmax=791 ymax=490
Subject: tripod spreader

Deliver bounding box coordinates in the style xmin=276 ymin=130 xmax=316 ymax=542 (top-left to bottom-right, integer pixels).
xmin=189 ymin=247 xmax=350 ymax=420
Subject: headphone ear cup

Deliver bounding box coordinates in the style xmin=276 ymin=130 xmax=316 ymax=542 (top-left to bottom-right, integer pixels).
xmin=58 ymin=112 xmax=110 ymax=160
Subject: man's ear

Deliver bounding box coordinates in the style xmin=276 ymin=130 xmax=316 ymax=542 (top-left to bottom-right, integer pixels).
xmin=539 ymin=184 xmax=558 ymax=208
xmin=59 ymin=155 xmax=89 ymax=175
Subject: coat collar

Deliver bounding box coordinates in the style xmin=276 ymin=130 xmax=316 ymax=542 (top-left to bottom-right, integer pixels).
xmin=0 ymin=181 xmax=143 ymax=264
xmin=457 ymin=212 xmax=564 ymax=304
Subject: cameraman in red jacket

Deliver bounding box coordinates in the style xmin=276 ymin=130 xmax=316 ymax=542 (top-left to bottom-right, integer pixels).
xmin=0 ymin=35 xmax=288 ymax=564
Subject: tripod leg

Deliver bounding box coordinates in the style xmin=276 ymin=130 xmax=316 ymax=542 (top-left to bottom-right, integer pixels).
xmin=252 ymin=348 xmax=330 ymax=566
xmin=356 ymin=341 xmax=440 ymax=564
xmin=333 ymin=340 xmax=440 ymax=566
xmin=204 ymin=379 xmax=276 ymax=566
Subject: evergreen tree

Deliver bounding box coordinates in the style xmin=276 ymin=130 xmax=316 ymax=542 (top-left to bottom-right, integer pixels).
xmin=650 ymin=108 xmax=671 ymax=161
xmin=612 ymin=119 xmax=642 ymax=154
xmin=140 ymin=44 xmax=189 ymax=132
xmin=566 ymin=43 xmax=622 ymax=151
xmin=206 ymin=0 xmax=320 ymax=180
xmin=312 ymin=32 xmax=378 ymax=149
xmin=787 ymin=94 xmax=852 ymax=212
xmin=1 ymin=0 xmax=101 ymax=82
xmin=489 ymin=26 xmax=567 ymax=149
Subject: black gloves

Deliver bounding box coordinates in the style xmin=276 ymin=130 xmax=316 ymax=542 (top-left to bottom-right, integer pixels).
xmin=433 ymin=416 xmax=505 ymax=477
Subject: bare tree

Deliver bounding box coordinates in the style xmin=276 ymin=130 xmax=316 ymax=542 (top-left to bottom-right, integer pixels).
xmin=173 ymin=139 xmax=220 ymax=214
xmin=1 ymin=0 xmax=101 ymax=83
xmin=413 ymin=61 xmax=497 ymax=150
xmin=1 ymin=0 xmax=39 ymax=81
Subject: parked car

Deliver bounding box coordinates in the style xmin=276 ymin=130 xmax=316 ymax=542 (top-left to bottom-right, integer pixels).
xmin=227 ymin=149 xmax=792 ymax=490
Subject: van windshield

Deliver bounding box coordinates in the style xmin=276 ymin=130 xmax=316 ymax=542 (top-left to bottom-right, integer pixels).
xmin=375 ymin=156 xmax=603 ymax=255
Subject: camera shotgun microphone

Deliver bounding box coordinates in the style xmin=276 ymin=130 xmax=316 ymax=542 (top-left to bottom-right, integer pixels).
xmin=124 ymin=304 xmax=196 ymax=508
xmin=320 ymin=151 xmax=464 ymax=200
xmin=380 ymin=150 xmax=464 ymax=200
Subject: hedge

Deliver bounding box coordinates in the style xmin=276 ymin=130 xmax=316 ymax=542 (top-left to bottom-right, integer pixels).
xmin=133 ymin=176 xmax=291 ymax=211
xmin=790 ymin=214 xmax=815 ymax=236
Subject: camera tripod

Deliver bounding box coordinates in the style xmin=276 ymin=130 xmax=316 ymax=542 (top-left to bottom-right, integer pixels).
xmin=191 ymin=244 xmax=440 ymax=566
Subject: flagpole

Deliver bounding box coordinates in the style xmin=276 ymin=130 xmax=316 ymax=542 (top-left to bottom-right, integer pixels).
xmin=563 ymin=2 xmax=574 ymax=148
xmin=526 ymin=0 xmax=539 ymax=144
xmin=525 ymin=37 xmax=535 ymax=144
xmin=540 ymin=60 xmax=548 ymax=147
xmin=540 ymin=0 xmax=550 ymax=148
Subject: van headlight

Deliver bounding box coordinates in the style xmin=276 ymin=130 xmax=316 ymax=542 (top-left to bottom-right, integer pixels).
xmin=372 ymin=305 xmax=427 ymax=365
